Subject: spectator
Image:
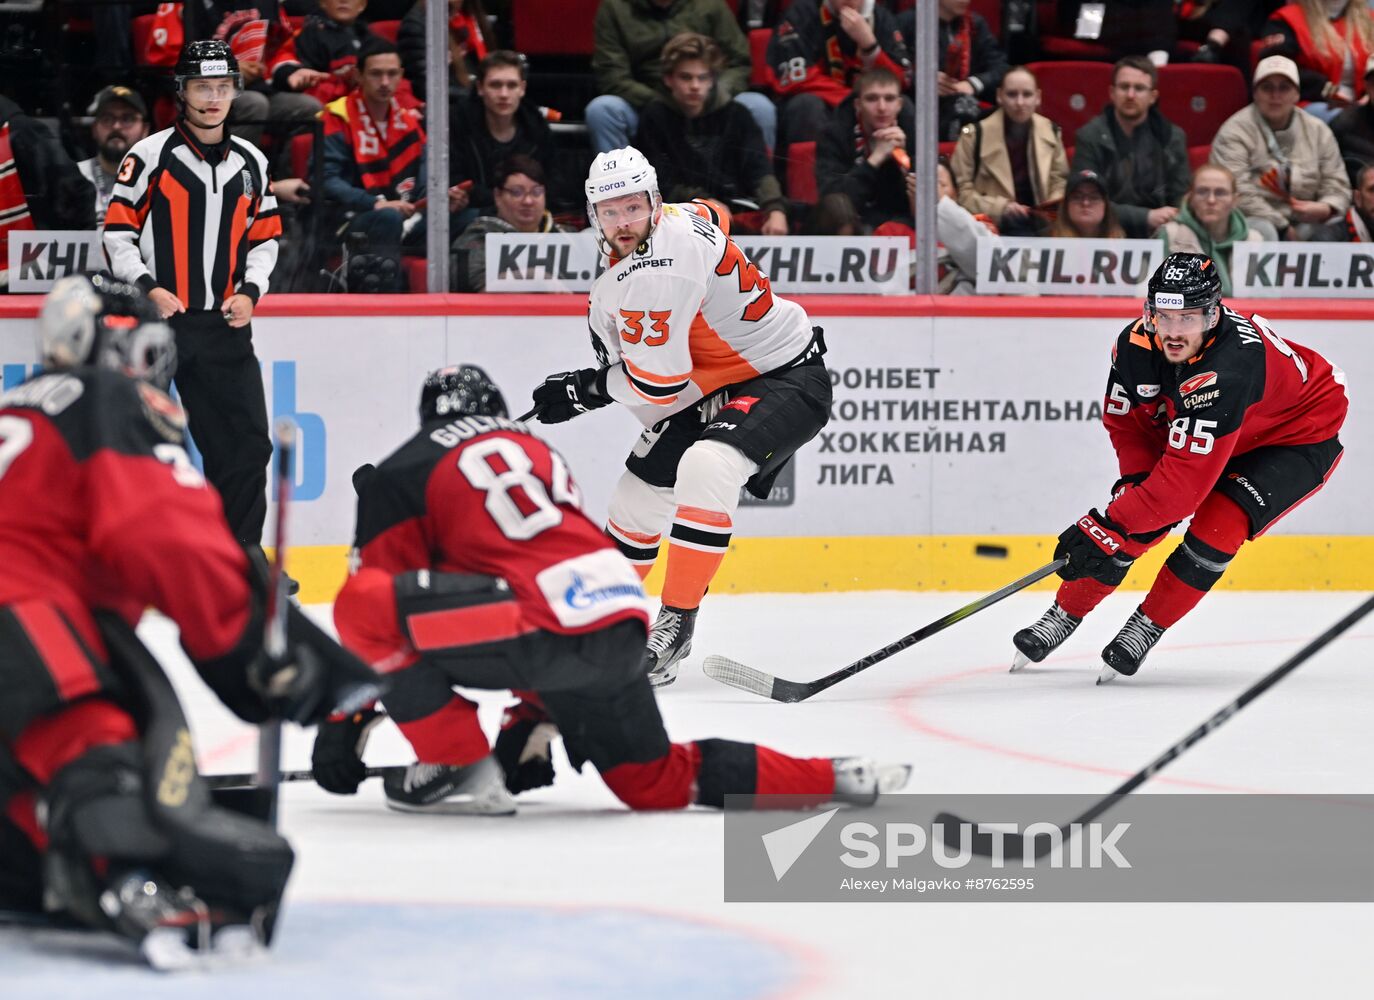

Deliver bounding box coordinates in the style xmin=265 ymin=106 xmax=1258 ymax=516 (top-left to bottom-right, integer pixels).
xmin=452 ymin=51 xmax=553 ymax=216
xmin=898 ymin=0 xmax=1007 ymax=142
xmin=399 ymin=0 xmax=490 ymax=98
xmin=451 ymin=155 xmax=574 ymax=290
xmin=1156 ymin=164 xmax=1263 ymax=292
xmin=933 ymin=158 xmax=997 ymax=294
xmin=636 ymin=33 xmax=788 ymax=235
xmin=814 ymin=67 xmax=914 ymax=234
xmin=184 ymin=0 xmax=326 ymax=148
xmin=1211 ymin=55 xmax=1350 ymax=240
xmin=769 ymin=0 xmax=909 ymax=149
xmin=1260 ymin=0 xmax=1373 ymax=122
xmin=1330 ymin=55 xmax=1374 ymax=177
xmin=1312 ymin=162 xmax=1374 ymax=241
xmin=588 ymin=0 xmax=774 ymax=154
xmin=949 ymin=65 xmax=1067 ymax=236
xmin=0 ymin=95 xmax=95 ymax=237
xmin=320 ymin=40 xmax=468 ymax=276
xmin=1187 ymin=0 xmax=1286 ymax=68
xmin=1048 ymin=169 xmax=1126 ymax=239
xmin=1071 ymin=56 xmax=1189 ymax=239
xmin=271 ymin=0 xmax=400 ymax=110
xmin=77 ymin=86 xmax=150 ymax=228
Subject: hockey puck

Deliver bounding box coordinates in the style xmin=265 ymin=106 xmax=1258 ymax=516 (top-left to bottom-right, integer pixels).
xmin=975 ymin=544 xmax=1009 ymax=559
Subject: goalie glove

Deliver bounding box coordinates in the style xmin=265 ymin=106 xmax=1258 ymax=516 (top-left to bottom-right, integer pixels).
xmin=312 ymin=708 xmax=385 ymax=795
xmin=494 ymin=699 xmax=559 ymax=795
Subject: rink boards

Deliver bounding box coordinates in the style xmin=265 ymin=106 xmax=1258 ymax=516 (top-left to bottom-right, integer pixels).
xmin=0 ymin=294 xmax=1369 ymax=600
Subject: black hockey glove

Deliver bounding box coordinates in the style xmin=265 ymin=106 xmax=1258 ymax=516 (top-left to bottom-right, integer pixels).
xmin=530 ymin=367 xmax=611 ymax=424
xmin=494 ymin=699 xmax=558 ymax=794
xmin=1055 ymin=508 xmax=1131 ymax=585
xmin=311 ymin=708 xmax=385 ymax=795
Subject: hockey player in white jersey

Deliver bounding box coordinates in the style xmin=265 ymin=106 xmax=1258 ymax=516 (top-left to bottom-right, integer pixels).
xmin=530 ymin=147 xmax=831 ymax=687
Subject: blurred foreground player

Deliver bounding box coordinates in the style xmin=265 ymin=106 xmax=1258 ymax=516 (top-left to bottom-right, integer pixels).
xmin=313 ymin=366 xmax=907 ymax=813
xmin=529 ymin=146 xmax=831 ymax=687
xmin=1012 ymin=253 xmax=1348 ymax=682
xmin=0 ymin=276 xmax=378 ymax=968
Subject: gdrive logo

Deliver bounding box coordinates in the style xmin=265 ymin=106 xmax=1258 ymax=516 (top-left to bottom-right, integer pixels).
xmin=761 ymin=808 xmax=840 ymax=881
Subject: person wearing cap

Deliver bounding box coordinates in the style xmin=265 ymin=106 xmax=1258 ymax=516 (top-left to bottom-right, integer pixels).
xmin=1048 ymin=169 xmax=1125 ymax=239
xmin=1070 ymin=55 xmax=1190 ymax=239
xmin=1329 ymin=55 xmax=1374 ymax=178
xmin=78 ymin=86 xmax=150 ymax=228
xmin=1156 ymin=164 xmax=1263 ymax=293
xmin=1211 ymin=54 xmax=1350 ymax=240
xmin=1259 ymin=0 xmax=1373 ymax=123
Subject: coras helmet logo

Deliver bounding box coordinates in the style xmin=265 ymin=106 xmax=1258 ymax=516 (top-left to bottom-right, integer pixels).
xmin=1153 ymin=292 xmax=1185 ymax=309
xmin=1179 ymin=371 xmax=1218 ymax=395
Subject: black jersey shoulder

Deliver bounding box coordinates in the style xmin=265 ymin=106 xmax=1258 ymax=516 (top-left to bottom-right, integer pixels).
xmin=0 ymin=368 xmax=185 ymax=462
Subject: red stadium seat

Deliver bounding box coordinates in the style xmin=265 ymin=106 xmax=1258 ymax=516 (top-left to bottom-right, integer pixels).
xmin=289 ymin=131 xmax=314 ymax=180
xmin=1035 ymin=1 xmax=1113 ymax=60
xmin=1157 ymin=64 xmax=1248 ymax=149
xmin=513 ymin=0 xmax=598 ymax=56
xmin=786 ymin=140 xmax=818 ymax=205
xmin=130 ymin=14 xmax=156 ymax=66
xmin=369 ymin=19 xmax=401 ymax=43
xmin=971 ymin=0 xmax=1000 ymax=41
xmin=404 ymin=256 xmax=429 ymax=293
xmin=1027 ymin=60 xmax=1112 ymax=142
xmin=749 ymin=28 xmax=772 ymax=89
xmin=1188 ymin=144 xmax=1212 ymax=172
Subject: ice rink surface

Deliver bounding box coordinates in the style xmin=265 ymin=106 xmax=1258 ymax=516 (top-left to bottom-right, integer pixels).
xmin=6 ymin=589 xmax=1373 ymax=998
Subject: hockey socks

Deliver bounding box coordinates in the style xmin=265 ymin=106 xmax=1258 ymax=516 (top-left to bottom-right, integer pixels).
xmin=394 ymin=695 xmax=490 ymax=767
xmin=1140 ymin=495 xmax=1248 ymax=629
xmin=606 ymin=519 xmax=660 ymax=581
xmin=662 ymin=505 xmax=732 ymax=609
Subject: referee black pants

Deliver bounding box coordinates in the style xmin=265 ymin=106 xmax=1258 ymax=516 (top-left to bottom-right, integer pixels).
xmin=170 ymin=310 xmax=272 ymax=546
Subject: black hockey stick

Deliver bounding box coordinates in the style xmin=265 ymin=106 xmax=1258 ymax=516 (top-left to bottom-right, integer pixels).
xmin=935 ymin=592 xmax=1374 ymax=861
xmin=516 ymin=402 xmax=545 ymax=423
xmin=204 ymin=766 xmax=406 ymax=791
xmin=703 ymin=558 xmax=1068 ymax=703
xmin=256 ymin=418 xmax=296 ymax=828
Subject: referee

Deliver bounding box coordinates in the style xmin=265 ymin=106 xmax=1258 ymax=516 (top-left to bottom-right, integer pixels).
xmin=103 ymin=40 xmax=288 ymax=583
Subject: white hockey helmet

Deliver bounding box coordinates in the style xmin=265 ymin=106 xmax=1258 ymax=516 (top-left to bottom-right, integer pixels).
xmin=38 ymin=274 xmax=176 ymax=390
xmin=585 ymin=146 xmax=662 ymax=251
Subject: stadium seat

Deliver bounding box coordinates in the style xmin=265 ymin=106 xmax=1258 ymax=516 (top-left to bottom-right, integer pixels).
xmin=749 ymin=28 xmax=772 ymax=89
xmin=1027 ymin=60 xmax=1112 ymax=142
xmin=289 ymin=132 xmax=314 ymax=180
xmin=1188 ymin=144 xmax=1212 ymax=172
xmin=404 ymin=256 xmax=429 ymax=293
xmin=1035 ymin=1 xmax=1113 ymax=60
xmin=786 ymin=140 xmax=818 ymax=205
xmin=514 ymin=0 xmax=598 ymax=56
xmin=1157 ymin=64 xmax=1248 ymax=149
xmin=369 ymin=19 xmax=401 ymax=43
xmin=971 ymin=0 xmax=1000 ymax=41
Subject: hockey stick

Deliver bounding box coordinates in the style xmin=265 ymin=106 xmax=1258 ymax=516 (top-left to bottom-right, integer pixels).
xmin=935 ymin=592 xmax=1374 ymax=861
xmin=703 ymin=558 xmax=1068 ymax=703
xmin=256 ymin=418 xmax=296 ymax=828
xmin=204 ymin=766 xmax=406 ymax=791
xmin=516 ymin=402 xmax=544 ymax=423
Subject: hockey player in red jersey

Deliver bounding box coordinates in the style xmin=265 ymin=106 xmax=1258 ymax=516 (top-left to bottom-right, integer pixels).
xmin=1012 ymin=253 xmax=1348 ymax=683
xmin=528 ymin=147 xmax=832 ymax=687
xmin=0 ymin=276 xmax=378 ymax=967
xmin=311 ymin=365 xmax=908 ymax=814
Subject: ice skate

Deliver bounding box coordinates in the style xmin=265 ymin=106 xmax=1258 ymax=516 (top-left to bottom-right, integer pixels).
xmin=645 ymin=605 xmax=697 ymax=688
xmin=1011 ymin=603 xmax=1082 ymax=671
xmin=98 ymin=870 xmax=268 ymax=971
xmin=383 ymin=755 xmax=517 ymax=815
xmin=829 ymin=756 xmax=912 ymax=806
xmin=1098 ymin=607 xmax=1167 ymax=684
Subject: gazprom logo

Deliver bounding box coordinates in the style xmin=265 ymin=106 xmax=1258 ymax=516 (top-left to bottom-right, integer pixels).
xmin=564 ymin=572 xmax=645 ymax=609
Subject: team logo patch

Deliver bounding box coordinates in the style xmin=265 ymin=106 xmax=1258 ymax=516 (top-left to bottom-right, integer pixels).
xmin=1136 ymin=384 xmax=1160 ymax=398
xmin=722 ymin=395 xmax=760 ymax=415
xmin=137 ymin=381 xmax=186 ymax=442
xmin=1179 ymin=371 xmax=1218 ymax=395
xmin=240 ymin=169 xmax=254 ymax=199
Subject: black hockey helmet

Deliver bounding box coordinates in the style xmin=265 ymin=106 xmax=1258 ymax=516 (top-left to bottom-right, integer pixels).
xmin=419 ymin=365 xmax=508 ymax=423
xmin=1145 ymin=252 xmax=1222 ymax=327
xmin=174 ymin=39 xmax=242 ymax=94
xmin=37 ymin=274 xmax=176 ymax=390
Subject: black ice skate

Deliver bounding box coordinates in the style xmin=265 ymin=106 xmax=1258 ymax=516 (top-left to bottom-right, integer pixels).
xmin=97 ymin=869 xmax=266 ymax=971
xmin=383 ymin=755 xmax=517 ymax=815
xmin=645 ymin=605 xmax=697 ymax=688
xmin=1098 ymin=607 xmax=1167 ymax=684
xmin=829 ymin=757 xmax=913 ymax=806
xmin=1010 ymin=603 xmax=1082 ymax=672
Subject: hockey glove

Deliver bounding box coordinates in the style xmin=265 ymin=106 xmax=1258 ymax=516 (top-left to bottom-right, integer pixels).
xmin=1055 ymin=508 xmax=1129 ymax=583
xmin=494 ymin=699 xmax=559 ymax=794
xmin=311 ymin=708 xmax=385 ymax=795
xmin=531 ymin=367 xmax=611 ymax=424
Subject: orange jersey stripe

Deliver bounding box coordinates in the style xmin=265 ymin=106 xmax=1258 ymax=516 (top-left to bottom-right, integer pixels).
xmin=224 ymin=194 xmax=248 ymax=302
xmin=674 ymin=505 xmax=733 ymax=529
xmin=161 ymin=172 xmax=191 ymax=304
xmin=247 ymin=214 xmax=282 ymax=242
xmin=104 ymin=200 xmax=146 ymax=229
xmin=607 ymin=519 xmax=661 ymax=545
xmin=687 ymin=312 xmax=761 ymax=396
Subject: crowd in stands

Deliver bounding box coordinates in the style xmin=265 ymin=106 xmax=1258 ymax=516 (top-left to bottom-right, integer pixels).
xmin=4 ymin=0 xmax=1374 ymax=293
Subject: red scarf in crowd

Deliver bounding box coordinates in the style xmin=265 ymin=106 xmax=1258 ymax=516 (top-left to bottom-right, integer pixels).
xmin=326 ymin=91 xmax=424 ymax=198
xmin=942 ymin=15 xmax=972 ymax=81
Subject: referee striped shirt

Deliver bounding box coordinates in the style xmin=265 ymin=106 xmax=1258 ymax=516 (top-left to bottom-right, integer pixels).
xmin=103 ymin=122 xmax=282 ymax=311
